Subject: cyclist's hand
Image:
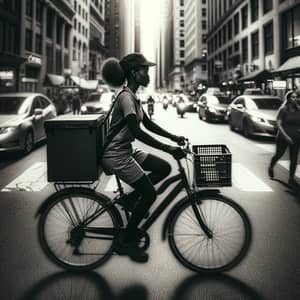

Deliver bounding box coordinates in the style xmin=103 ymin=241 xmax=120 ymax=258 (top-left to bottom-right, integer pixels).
xmin=165 ymin=145 xmax=186 ymax=160
xmin=171 ymin=135 xmax=186 ymax=146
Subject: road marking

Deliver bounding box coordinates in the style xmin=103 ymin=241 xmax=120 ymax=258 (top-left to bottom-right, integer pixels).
xmin=278 ymin=160 xmax=300 ymax=178
xmin=232 ymin=163 xmax=273 ymax=192
xmin=1 ymin=162 xmax=48 ymax=192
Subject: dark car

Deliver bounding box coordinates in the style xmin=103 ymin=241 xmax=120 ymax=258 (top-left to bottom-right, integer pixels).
xmin=197 ymin=93 xmax=232 ymax=122
xmin=227 ymin=95 xmax=282 ymax=137
xmin=0 ymin=93 xmax=57 ymax=153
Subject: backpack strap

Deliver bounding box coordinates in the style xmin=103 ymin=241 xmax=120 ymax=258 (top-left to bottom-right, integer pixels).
xmin=102 ymin=87 xmax=128 ymax=151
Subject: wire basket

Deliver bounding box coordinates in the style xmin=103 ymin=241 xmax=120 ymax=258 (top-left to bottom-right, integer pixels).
xmin=193 ymin=144 xmax=232 ymax=187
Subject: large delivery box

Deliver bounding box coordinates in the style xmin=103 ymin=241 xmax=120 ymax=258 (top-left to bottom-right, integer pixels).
xmin=45 ymin=114 xmax=108 ymax=182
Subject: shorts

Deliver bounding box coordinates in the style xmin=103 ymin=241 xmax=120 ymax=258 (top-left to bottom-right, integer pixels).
xmin=101 ymin=148 xmax=148 ymax=184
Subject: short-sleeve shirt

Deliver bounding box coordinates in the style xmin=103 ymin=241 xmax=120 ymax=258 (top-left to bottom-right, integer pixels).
xmin=102 ymin=87 xmax=144 ymax=157
xmin=277 ymin=106 xmax=300 ymax=140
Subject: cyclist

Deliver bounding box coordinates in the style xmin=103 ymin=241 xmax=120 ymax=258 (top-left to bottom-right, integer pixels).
xmin=101 ymin=53 xmax=186 ymax=262
xmin=147 ymin=95 xmax=155 ymax=119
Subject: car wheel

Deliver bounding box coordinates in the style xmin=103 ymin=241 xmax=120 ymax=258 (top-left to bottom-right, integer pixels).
xmin=228 ymin=116 xmax=234 ymax=131
xmin=24 ymin=131 xmax=34 ymax=154
xmin=205 ymin=111 xmax=211 ymax=123
xmin=242 ymin=120 xmax=251 ymax=138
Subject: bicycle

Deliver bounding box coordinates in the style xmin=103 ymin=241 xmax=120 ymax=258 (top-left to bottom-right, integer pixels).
xmin=36 ymin=141 xmax=251 ymax=273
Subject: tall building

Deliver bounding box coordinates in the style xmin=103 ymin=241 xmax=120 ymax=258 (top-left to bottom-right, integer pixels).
xmin=157 ymin=0 xmax=173 ymax=91
xmin=71 ymin=0 xmax=90 ymax=79
xmin=184 ymin=0 xmax=208 ymax=91
xmin=17 ymin=0 xmax=74 ymax=92
xmin=134 ymin=0 xmax=141 ymax=53
xmin=207 ymin=0 xmax=300 ymax=91
xmin=89 ymin=0 xmax=107 ymax=80
xmin=0 ymin=0 xmax=25 ymax=93
xmin=168 ymin=0 xmax=186 ymax=92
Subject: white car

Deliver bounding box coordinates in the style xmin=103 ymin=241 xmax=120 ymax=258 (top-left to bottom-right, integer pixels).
xmin=0 ymin=93 xmax=57 ymax=153
xmin=81 ymin=91 xmax=114 ymax=114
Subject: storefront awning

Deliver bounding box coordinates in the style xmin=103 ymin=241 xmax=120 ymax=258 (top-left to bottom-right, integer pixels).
xmin=0 ymin=52 xmax=27 ymax=67
xmin=272 ymin=56 xmax=300 ymax=74
xmin=238 ymin=70 xmax=272 ymax=82
xmin=44 ymin=74 xmax=65 ymax=86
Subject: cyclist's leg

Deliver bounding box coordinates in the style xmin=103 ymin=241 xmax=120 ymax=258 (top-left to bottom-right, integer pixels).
xmin=140 ymin=153 xmax=171 ymax=185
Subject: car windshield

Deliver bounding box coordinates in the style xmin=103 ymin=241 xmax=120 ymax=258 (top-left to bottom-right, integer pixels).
xmin=0 ymin=96 xmax=27 ymax=114
xmin=244 ymin=89 xmax=263 ymax=95
xmin=248 ymin=98 xmax=282 ymax=110
xmin=214 ymin=94 xmax=231 ymax=104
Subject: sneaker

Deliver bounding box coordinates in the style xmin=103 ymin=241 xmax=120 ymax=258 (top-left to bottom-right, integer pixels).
xmin=268 ymin=166 xmax=274 ymax=178
xmin=114 ymin=238 xmax=149 ymax=263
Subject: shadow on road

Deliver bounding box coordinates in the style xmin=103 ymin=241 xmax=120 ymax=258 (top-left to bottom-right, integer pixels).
xmin=20 ymin=270 xmax=264 ymax=300
xmin=170 ymin=273 xmax=264 ymax=300
xmin=20 ymin=271 xmax=149 ymax=300
xmin=271 ymin=178 xmax=300 ymax=199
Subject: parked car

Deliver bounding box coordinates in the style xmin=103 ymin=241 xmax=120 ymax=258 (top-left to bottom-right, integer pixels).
xmin=227 ymin=95 xmax=282 ymax=137
xmin=243 ymin=88 xmax=265 ymax=95
xmin=0 ymin=92 xmax=57 ymax=153
xmin=197 ymin=92 xmax=232 ymax=122
xmin=81 ymin=91 xmax=114 ymax=114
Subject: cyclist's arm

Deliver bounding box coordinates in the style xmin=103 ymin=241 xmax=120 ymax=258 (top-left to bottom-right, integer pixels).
xmin=126 ymin=114 xmax=169 ymax=151
xmin=142 ymin=111 xmax=176 ymax=140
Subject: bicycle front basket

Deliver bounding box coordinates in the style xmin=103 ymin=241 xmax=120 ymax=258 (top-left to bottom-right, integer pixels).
xmin=193 ymin=144 xmax=232 ymax=187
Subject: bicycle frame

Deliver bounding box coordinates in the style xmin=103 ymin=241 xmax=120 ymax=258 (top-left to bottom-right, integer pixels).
xmin=82 ymin=158 xmax=214 ymax=238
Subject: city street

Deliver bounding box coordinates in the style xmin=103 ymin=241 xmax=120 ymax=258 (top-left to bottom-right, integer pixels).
xmin=0 ymin=104 xmax=300 ymax=299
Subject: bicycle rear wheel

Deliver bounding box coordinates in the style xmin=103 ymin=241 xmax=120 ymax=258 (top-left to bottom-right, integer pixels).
xmin=38 ymin=188 xmax=119 ymax=270
xmin=168 ymin=193 xmax=251 ymax=273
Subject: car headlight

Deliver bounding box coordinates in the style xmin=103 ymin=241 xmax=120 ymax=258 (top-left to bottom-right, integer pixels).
xmin=0 ymin=126 xmax=17 ymax=134
xmin=250 ymin=115 xmax=266 ymax=123
xmin=81 ymin=105 xmax=87 ymax=112
xmin=208 ymin=106 xmax=217 ymax=113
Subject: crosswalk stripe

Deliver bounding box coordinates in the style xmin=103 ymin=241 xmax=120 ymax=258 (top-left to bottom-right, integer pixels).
xmin=232 ymin=163 xmax=273 ymax=192
xmin=1 ymin=162 xmax=48 ymax=192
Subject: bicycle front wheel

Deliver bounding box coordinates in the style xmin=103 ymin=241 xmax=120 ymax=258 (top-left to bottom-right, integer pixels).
xmin=168 ymin=193 xmax=251 ymax=273
xmin=38 ymin=188 xmax=119 ymax=271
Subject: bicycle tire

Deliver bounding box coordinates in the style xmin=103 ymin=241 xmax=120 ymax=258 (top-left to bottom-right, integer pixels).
xmin=168 ymin=192 xmax=251 ymax=273
xmin=38 ymin=188 xmax=120 ymax=271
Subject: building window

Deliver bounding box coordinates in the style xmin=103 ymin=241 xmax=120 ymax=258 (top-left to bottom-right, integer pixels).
xmin=251 ymin=0 xmax=259 ymax=22
xmin=74 ymin=1 xmax=77 ymax=11
xmin=202 ymin=34 xmax=207 ymax=43
xmin=26 ymin=0 xmax=33 ymax=17
xmin=242 ymin=37 xmax=248 ymax=63
xmin=263 ymin=0 xmax=273 ymax=14
xmin=56 ymin=19 xmax=61 ymax=44
xmin=180 ymin=20 xmax=184 ymax=27
xmin=264 ymin=21 xmax=273 ymax=54
xmin=202 ymin=20 xmax=207 ymax=30
xmin=180 ymin=10 xmax=184 ymax=17
xmin=180 ymin=0 xmax=184 ymax=6
xmin=73 ymin=38 xmax=77 ymax=60
xmin=241 ymin=5 xmax=248 ymax=29
xmin=251 ymin=31 xmax=259 ymax=59
xmin=180 ymin=40 xmax=184 ymax=47
xmin=202 ymin=64 xmax=207 ymax=71
xmin=36 ymin=0 xmax=43 ymax=23
xmin=180 ymin=50 xmax=184 ymax=58
xmin=202 ymin=8 xmax=206 ymax=17
xmin=46 ymin=9 xmax=53 ymax=38
xmin=74 ymin=18 xmax=77 ymax=29
xmin=227 ymin=19 xmax=232 ymax=40
xmin=35 ymin=33 xmax=42 ymax=54
xmin=180 ymin=29 xmax=184 ymax=37
xmin=234 ymin=13 xmax=239 ymax=35
xmin=234 ymin=41 xmax=239 ymax=52
xmin=282 ymin=5 xmax=300 ymax=49
xmin=202 ymin=0 xmax=206 ymax=4
xmin=222 ymin=25 xmax=226 ymax=44
xmin=65 ymin=27 xmax=69 ymax=48
xmin=25 ymin=29 xmax=32 ymax=51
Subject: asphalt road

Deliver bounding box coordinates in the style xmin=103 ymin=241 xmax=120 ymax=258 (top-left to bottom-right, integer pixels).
xmin=0 ymin=104 xmax=300 ymax=300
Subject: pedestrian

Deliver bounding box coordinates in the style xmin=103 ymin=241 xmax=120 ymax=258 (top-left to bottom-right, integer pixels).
xmin=72 ymin=91 xmax=81 ymax=115
xmin=268 ymin=90 xmax=300 ymax=187
xmin=100 ymin=53 xmax=186 ymax=262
